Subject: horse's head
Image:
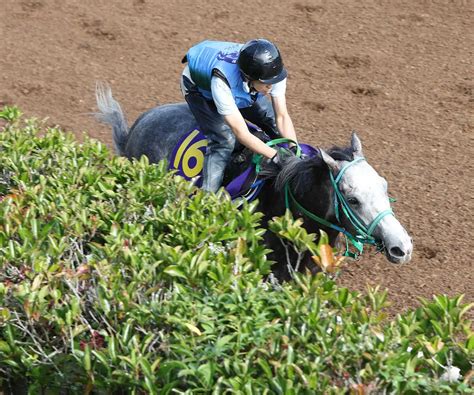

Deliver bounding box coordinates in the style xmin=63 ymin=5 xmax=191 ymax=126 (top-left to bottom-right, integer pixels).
xmin=319 ymin=132 xmax=413 ymax=264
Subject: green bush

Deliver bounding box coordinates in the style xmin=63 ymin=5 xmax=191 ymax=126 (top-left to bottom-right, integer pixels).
xmin=0 ymin=107 xmax=472 ymax=394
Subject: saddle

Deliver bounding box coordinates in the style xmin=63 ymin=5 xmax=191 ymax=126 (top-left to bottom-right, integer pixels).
xmin=168 ymin=122 xmax=271 ymax=200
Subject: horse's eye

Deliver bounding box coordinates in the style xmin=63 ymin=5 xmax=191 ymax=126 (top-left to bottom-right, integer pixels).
xmin=347 ymin=197 xmax=360 ymax=206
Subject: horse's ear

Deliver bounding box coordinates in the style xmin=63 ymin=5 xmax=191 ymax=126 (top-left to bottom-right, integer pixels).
xmin=320 ymin=149 xmax=340 ymax=173
xmin=351 ymin=131 xmax=364 ymax=158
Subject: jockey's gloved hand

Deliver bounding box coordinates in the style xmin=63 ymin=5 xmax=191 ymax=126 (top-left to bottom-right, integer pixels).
xmin=288 ymin=144 xmax=307 ymax=159
xmin=288 ymin=144 xmax=299 ymax=155
xmin=263 ymin=147 xmax=292 ymax=168
xmin=262 ymin=153 xmax=280 ymax=168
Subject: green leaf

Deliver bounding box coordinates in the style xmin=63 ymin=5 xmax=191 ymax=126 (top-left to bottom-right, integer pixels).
xmin=215 ymin=335 xmax=234 ymax=352
xmin=108 ymin=336 xmax=118 ymax=361
xmin=184 ymin=323 xmax=202 ymax=336
xmin=0 ymin=106 xmax=22 ymax=122
xmin=466 ymin=334 xmax=474 ymax=351
xmin=197 ymin=362 xmax=214 ymax=388
xmin=158 ymin=361 xmax=187 ymax=378
xmin=318 ymin=229 xmax=330 ymax=247
xmin=257 ymin=358 xmax=273 ymax=379
xmin=140 ymin=357 xmax=153 ymax=378
xmin=430 ymin=320 xmax=446 ymax=337
xmin=92 ymin=350 xmax=111 ymax=371
xmin=459 ymin=302 xmax=473 ymax=320
xmin=0 ymin=340 xmax=11 ymax=353
xmin=84 ymin=344 xmax=91 ymax=372
xmin=164 ymin=266 xmax=187 ymax=279
xmin=338 ymin=288 xmax=349 ymax=306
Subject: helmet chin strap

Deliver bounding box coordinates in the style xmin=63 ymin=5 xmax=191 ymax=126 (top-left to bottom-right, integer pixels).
xmin=244 ymin=79 xmax=259 ymax=97
xmin=248 ymin=81 xmax=258 ymax=93
xmin=241 ymin=71 xmax=251 ymax=83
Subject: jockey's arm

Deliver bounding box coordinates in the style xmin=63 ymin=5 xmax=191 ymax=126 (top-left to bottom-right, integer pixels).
xmin=211 ymin=76 xmax=277 ymax=159
xmin=224 ymin=112 xmax=277 ymax=159
xmin=271 ymin=94 xmax=297 ymax=143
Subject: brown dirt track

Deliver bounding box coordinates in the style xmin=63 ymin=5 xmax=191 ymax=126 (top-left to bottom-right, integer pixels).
xmin=1 ymin=0 xmax=473 ymax=316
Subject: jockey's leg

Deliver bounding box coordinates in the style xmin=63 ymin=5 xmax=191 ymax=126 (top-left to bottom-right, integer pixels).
xmin=201 ymin=126 xmax=236 ymax=192
xmin=239 ymin=95 xmax=280 ymax=139
xmin=183 ymin=77 xmax=236 ymax=193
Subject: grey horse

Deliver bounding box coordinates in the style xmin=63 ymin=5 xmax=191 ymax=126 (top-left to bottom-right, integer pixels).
xmin=95 ymin=83 xmax=413 ymax=280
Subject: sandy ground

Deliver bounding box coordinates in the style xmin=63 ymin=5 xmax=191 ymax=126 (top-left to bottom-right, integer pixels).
xmin=1 ymin=0 xmax=473 ymax=316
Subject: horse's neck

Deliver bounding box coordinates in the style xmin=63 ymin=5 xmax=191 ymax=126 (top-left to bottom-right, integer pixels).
xmin=297 ymin=172 xmax=335 ymax=221
xmin=303 ymin=174 xmax=341 ymax=244
xmin=260 ymin=172 xmax=340 ymax=244
xmin=319 ymin=174 xmax=336 ymax=221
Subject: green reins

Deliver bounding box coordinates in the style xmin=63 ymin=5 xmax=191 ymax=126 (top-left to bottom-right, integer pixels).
xmin=252 ymin=138 xmax=302 ymax=173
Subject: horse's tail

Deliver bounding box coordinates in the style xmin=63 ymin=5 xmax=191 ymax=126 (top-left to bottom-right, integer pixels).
xmin=94 ymin=82 xmax=129 ymax=156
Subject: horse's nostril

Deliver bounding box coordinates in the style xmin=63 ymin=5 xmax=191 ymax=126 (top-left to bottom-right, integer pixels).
xmin=390 ymin=246 xmax=405 ymax=258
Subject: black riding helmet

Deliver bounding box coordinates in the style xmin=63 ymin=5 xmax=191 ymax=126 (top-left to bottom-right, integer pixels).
xmin=237 ymin=39 xmax=287 ymax=85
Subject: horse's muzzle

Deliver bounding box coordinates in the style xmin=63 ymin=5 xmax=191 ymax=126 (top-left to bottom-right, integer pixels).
xmin=385 ymin=240 xmax=413 ymax=264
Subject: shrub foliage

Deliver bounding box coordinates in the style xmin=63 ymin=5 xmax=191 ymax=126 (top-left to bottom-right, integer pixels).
xmin=0 ymin=107 xmax=472 ymax=394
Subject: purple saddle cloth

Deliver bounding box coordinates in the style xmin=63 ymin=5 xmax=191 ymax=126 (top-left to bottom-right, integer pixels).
xmin=225 ymin=143 xmax=320 ymax=200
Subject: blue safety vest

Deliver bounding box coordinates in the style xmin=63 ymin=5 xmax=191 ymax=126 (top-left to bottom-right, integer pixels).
xmin=186 ymin=40 xmax=260 ymax=108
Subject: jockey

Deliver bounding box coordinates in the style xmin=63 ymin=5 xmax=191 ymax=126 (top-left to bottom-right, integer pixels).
xmin=181 ymin=39 xmax=298 ymax=192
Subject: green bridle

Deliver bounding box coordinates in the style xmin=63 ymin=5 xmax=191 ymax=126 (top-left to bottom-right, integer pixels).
xmin=330 ymin=157 xmax=394 ymax=238
xmin=255 ymin=139 xmax=394 ymax=259
xmin=286 ymin=155 xmax=394 ymax=258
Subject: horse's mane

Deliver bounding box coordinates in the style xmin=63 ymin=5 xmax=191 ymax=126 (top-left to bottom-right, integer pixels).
xmin=260 ymin=144 xmax=355 ymax=194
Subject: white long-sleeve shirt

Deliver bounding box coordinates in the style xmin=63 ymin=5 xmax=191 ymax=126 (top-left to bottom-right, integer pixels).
xmin=181 ymin=65 xmax=286 ymax=116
